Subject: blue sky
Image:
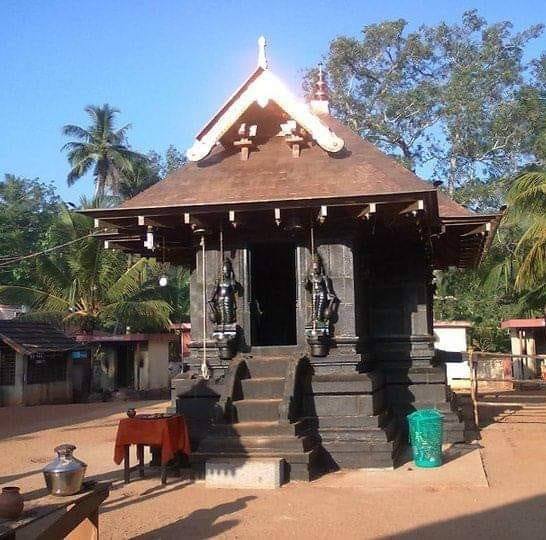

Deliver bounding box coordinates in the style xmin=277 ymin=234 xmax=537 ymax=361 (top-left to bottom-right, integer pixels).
xmin=1 ymin=0 xmax=545 ymax=203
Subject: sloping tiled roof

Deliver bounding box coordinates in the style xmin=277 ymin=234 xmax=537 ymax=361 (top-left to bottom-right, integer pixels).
xmin=0 ymin=320 xmax=77 ymax=355
xmin=501 ymin=318 xmax=546 ymax=330
xmin=119 ymin=117 xmax=468 ymax=217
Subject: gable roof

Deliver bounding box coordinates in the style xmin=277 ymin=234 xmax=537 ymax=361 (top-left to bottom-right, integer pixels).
xmin=118 ymin=116 xmax=461 ymax=218
xmin=80 ymin=38 xmax=497 ymax=270
xmin=0 ymin=321 xmax=77 ymax=355
xmin=187 ymin=70 xmax=345 ymax=161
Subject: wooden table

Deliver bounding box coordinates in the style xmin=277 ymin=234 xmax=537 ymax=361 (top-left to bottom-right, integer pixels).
xmin=0 ymin=481 xmax=110 ymax=540
xmin=114 ymin=415 xmax=190 ymax=485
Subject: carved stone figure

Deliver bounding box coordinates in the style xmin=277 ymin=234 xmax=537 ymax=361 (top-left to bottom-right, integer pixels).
xmin=307 ymin=254 xmax=338 ymax=325
xmin=208 ymin=257 xmax=237 ymax=326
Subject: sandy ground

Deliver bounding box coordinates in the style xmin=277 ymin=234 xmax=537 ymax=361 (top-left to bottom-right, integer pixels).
xmin=2 ymin=392 xmax=546 ymax=539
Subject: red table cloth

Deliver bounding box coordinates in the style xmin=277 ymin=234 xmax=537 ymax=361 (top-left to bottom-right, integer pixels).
xmin=114 ymin=415 xmax=190 ymax=465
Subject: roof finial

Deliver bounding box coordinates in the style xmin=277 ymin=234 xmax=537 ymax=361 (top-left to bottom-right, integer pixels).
xmin=314 ymin=62 xmax=328 ymax=101
xmin=257 ymin=36 xmax=267 ymax=69
xmin=310 ymin=62 xmax=330 ymax=115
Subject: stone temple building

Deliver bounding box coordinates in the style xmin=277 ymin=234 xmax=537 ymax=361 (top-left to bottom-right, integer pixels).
xmin=84 ymin=38 xmax=499 ymax=480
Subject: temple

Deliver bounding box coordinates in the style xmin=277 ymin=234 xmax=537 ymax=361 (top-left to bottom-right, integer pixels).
xmin=83 ymin=38 xmax=500 ymax=480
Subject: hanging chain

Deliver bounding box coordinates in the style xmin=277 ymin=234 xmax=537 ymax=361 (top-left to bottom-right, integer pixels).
xmin=200 ymin=234 xmax=210 ymax=380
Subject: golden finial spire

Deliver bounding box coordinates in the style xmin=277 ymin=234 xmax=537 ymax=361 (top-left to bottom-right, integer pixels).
xmin=310 ymin=62 xmax=330 ymax=115
xmin=257 ymin=36 xmax=267 ymax=69
xmin=314 ymin=62 xmax=328 ymax=101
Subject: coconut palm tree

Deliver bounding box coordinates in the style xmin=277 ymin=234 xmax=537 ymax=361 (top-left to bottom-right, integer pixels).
xmin=62 ymin=104 xmax=145 ymax=198
xmin=0 ymin=204 xmax=174 ymax=333
xmin=507 ymin=167 xmax=546 ymax=292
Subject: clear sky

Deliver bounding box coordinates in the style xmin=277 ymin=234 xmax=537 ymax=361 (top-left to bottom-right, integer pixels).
xmin=1 ymin=0 xmax=545 ymax=203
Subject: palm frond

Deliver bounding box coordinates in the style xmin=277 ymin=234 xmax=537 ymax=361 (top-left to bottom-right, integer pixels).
xmin=61 ymin=124 xmax=92 ymax=141
xmin=100 ymin=299 xmax=172 ymax=331
xmin=105 ymin=258 xmax=153 ymax=302
xmin=0 ymin=285 xmax=69 ymax=311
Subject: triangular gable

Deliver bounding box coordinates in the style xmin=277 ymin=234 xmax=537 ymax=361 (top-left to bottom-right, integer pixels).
xmin=186 ymin=38 xmax=344 ymax=162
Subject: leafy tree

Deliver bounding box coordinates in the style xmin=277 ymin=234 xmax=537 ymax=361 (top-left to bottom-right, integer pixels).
xmin=118 ymin=145 xmax=186 ymax=200
xmin=118 ymin=157 xmax=160 ymax=200
xmin=0 ymin=174 xmax=61 ymax=285
xmin=434 ymin=267 xmax=516 ymax=352
xmin=62 ymin=104 xmax=145 ymax=198
xmin=305 ymin=10 xmax=544 ymax=192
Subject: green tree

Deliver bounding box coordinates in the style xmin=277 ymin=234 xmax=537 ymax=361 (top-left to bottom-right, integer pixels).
xmin=506 ymin=167 xmax=546 ymax=301
xmin=118 ymin=157 xmax=160 ymax=200
xmin=62 ymin=104 xmax=145 ymax=198
xmin=305 ymin=10 xmax=543 ymax=192
xmin=0 ymin=204 xmax=174 ymax=333
xmin=118 ymin=145 xmax=186 ymax=200
xmin=0 ymin=174 xmax=61 ymax=285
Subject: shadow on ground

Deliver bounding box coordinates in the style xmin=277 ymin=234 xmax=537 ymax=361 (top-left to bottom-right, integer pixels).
xmin=0 ymin=468 xmax=43 ymax=485
xmin=132 ymin=496 xmax=257 ymax=540
xmin=0 ymin=400 xmax=167 ymax=439
xmin=392 ymin=493 xmax=546 ymax=539
xmin=457 ymin=389 xmax=546 ymax=434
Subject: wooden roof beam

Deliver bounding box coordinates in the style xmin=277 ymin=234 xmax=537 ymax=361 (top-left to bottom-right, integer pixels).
xmin=137 ymin=215 xmax=176 ymax=229
xmin=460 ymin=222 xmax=491 ymax=237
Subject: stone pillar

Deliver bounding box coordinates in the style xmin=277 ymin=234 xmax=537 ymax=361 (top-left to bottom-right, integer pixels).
xmin=304 ymin=238 xmax=364 ymax=373
xmin=367 ymin=225 xmax=464 ymax=442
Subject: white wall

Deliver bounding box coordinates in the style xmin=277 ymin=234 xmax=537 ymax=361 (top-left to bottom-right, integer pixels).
xmin=434 ymin=324 xmax=470 ymax=389
xmin=138 ymin=341 xmax=170 ymax=391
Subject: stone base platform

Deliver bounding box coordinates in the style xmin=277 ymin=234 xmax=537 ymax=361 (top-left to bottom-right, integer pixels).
xmin=313 ymin=443 xmax=488 ymax=489
xmin=205 ymin=458 xmax=284 ymax=489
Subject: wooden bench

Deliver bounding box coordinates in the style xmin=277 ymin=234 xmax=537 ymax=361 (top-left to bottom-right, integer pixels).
xmin=0 ymin=482 xmax=110 ymax=539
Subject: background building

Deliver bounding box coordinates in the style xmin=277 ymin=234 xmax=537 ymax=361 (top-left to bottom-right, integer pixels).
xmin=0 ymin=320 xmax=76 ymax=406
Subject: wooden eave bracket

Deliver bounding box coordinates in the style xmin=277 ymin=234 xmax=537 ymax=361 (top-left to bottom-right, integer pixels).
xmin=233 ymin=138 xmax=254 ymax=161
xmin=281 ymin=120 xmax=310 ymax=158
xmin=357 ymin=202 xmax=377 ymax=220
xmin=233 ymin=123 xmax=257 ymax=161
xmin=461 ymin=223 xmax=489 ymax=237
xmin=399 ymin=199 xmax=425 ymax=216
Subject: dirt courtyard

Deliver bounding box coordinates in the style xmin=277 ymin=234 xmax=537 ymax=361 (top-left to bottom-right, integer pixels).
xmin=2 ymin=393 xmax=546 ymax=539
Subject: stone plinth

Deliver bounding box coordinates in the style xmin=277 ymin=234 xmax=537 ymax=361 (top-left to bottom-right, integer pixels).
xmin=205 ymin=458 xmax=284 ymax=489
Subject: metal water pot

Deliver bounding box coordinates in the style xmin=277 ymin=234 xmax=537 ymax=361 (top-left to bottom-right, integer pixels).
xmin=43 ymin=444 xmax=87 ymax=496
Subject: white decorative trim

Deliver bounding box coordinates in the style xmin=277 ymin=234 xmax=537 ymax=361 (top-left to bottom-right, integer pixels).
xmin=186 ymin=70 xmax=344 ymax=161
xmin=187 ymin=139 xmax=212 ymax=162
xmin=257 ymin=36 xmax=267 ymax=69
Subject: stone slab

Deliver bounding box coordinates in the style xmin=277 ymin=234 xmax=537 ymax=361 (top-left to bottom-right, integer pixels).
xmin=205 ymin=458 xmax=284 ymax=489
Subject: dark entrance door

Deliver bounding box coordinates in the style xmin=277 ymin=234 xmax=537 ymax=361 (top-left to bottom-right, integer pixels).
xmin=250 ymin=242 xmax=297 ymax=346
xmin=115 ymin=343 xmax=135 ymax=388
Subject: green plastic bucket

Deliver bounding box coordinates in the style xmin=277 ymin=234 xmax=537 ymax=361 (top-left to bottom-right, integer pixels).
xmin=407 ymin=409 xmax=444 ymax=468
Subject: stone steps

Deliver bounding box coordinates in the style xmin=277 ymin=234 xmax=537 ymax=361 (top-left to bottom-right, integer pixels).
xmin=245 ymin=358 xmax=289 ymax=378
xmin=232 ymin=398 xmax=282 ymax=422
xmin=303 ymin=413 xmax=390 ymax=429
xmin=241 ymin=377 xmax=285 ymax=399
xmin=213 ymin=420 xmax=310 ymax=437
xmin=318 ymin=426 xmax=392 ymax=443
xmin=198 ymin=433 xmax=318 ymax=453
xmin=319 ymin=443 xmax=394 ymax=469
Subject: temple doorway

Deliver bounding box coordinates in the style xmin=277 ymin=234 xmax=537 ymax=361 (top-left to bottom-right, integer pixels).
xmin=115 ymin=343 xmax=135 ymax=389
xmin=250 ymin=242 xmax=297 ymax=347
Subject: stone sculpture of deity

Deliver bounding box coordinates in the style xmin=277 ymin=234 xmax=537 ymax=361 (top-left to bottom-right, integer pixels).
xmin=306 ymin=254 xmax=338 ymax=324
xmin=208 ymin=257 xmax=237 ymax=326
